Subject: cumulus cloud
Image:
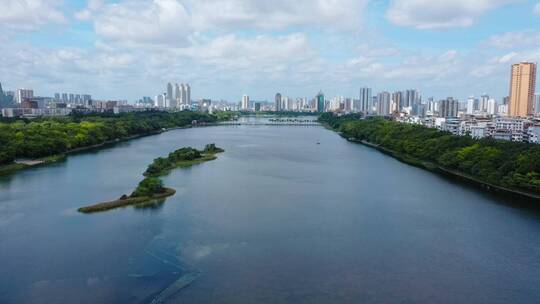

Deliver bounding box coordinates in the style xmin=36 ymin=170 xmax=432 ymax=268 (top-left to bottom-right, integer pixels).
xmin=79 ymin=0 xmax=366 ymax=46
xmin=386 ymin=0 xmax=516 ymax=29
xmin=0 ymin=0 xmax=66 ymax=31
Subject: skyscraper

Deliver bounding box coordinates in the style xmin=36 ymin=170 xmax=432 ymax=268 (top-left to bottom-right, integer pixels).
xmin=509 ymin=62 xmax=536 ymax=117
xmin=316 ymin=91 xmax=325 ymax=113
xmin=173 ymin=83 xmax=180 ymax=107
xmin=377 ymin=91 xmax=391 ymax=116
xmin=439 ymin=97 xmax=459 ymax=118
xmin=466 ymin=96 xmax=476 ymax=115
xmin=166 ymin=83 xmax=173 ymax=106
xmin=535 ymin=94 xmax=540 ymax=115
xmin=392 ymin=91 xmax=403 ymax=111
xmin=242 ymin=95 xmax=250 ymax=110
xmin=16 ymin=89 xmax=33 ymax=104
xmin=359 ymin=87 xmax=372 ymax=114
xmin=185 ymin=84 xmax=191 ymax=105
xmin=480 ymin=94 xmax=489 ymax=113
xmin=275 ymin=93 xmax=282 ymax=112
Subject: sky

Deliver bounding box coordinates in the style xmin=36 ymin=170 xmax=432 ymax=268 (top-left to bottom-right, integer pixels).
xmin=1 ymin=0 xmax=540 ymax=103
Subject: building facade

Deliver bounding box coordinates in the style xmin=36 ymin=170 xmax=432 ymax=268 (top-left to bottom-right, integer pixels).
xmin=509 ymin=62 xmax=536 ymax=117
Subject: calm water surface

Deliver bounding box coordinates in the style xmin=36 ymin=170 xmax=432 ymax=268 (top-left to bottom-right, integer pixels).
xmin=1 ymin=117 xmax=540 ymax=303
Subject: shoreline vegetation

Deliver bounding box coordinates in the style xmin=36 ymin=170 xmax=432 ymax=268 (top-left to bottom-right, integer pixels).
xmin=319 ymin=113 xmax=540 ymax=202
xmin=0 ymin=111 xmax=230 ymax=176
xmin=78 ymin=144 xmax=224 ymax=213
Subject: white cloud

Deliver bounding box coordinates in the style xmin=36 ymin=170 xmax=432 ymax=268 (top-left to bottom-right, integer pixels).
xmin=487 ymin=30 xmax=540 ymax=48
xmin=80 ymin=0 xmax=367 ymax=46
xmin=534 ymin=2 xmax=540 ymax=15
xmin=92 ymin=0 xmax=192 ymax=46
xmin=0 ymin=0 xmax=66 ymax=31
xmin=386 ymin=0 xmax=516 ymax=29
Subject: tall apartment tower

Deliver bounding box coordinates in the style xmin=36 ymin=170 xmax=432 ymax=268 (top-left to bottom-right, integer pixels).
xmin=185 ymin=84 xmax=191 ymax=105
xmin=166 ymin=83 xmax=173 ymax=106
xmin=275 ymin=93 xmax=282 ymax=112
xmin=509 ymin=62 xmax=536 ymax=117
xmin=359 ymin=87 xmax=372 ymax=114
xmin=242 ymin=95 xmax=250 ymax=110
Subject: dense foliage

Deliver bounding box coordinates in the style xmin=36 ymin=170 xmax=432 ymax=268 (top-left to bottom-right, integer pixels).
xmin=320 ymin=114 xmax=540 ymax=195
xmin=131 ymin=177 xmax=165 ymax=197
xmin=0 ymin=111 xmax=217 ymax=165
xmin=144 ymin=144 xmax=223 ymax=176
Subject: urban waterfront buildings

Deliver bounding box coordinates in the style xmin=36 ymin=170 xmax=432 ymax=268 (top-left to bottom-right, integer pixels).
xmin=509 ymin=62 xmax=536 ymax=117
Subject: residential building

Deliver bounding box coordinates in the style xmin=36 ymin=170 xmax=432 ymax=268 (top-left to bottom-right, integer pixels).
xmin=242 ymin=95 xmax=250 ymax=110
xmin=359 ymin=87 xmax=371 ymax=114
xmin=377 ymin=91 xmax=391 ymax=116
xmin=16 ymin=89 xmax=33 ymax=104
xmin=509 ymin=62 xmax=536 ymax=117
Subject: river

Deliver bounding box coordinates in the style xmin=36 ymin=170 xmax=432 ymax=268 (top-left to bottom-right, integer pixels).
xmin=1 ymin=116 xmax=540 ymax=303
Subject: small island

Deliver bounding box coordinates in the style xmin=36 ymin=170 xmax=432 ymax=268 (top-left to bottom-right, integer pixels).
xmin=78 ymin=144 xmax=224 ymax=214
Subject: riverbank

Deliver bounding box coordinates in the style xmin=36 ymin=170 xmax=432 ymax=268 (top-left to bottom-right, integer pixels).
xmin=0 ymin=154 xmax=67 ymax=176
xmin=78 ymin=187 xmax=176 ymax=213
xmin=0 ymin=124 xmax=209 ymax=177
xmin=343 ymin=135 xmax=540 ymax=201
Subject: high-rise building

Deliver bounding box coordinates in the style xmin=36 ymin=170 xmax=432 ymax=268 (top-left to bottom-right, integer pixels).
xmin=241 ymin=95 xmax=249 ymax=110
xmin=254 ymin=102 xmax=261 ymax=112
xmin=480 ymin=94 xmax=489 ymax=113
xmin=185 ymin=84 xmax=191 ymax=105
xmin=487 ymin=98 xmax=497 ymax=115
xmin=275 ymin=93 xmax=282 ymax=112
xmin=359 ymin=87 xmax=372 ymax=114
xmin=16 ymin=89 xmax=33 ymax=104
xmin=439 ymin=97 xmax=459 ymax=118
xmin=509 ymin=62 xmax=536 ymax=117
xmin=535 ymin=94 xmax=540 ymax=115
xmin=404 ymin=89 xmax=419 ymax=108
xmin=392 ymin=91 xmax=403 ymax=111
xmin=376 ymin=91 xmax=391 ymax=116
xmin=316 ymin=91 xmax=325 ymax=113
xmin=166 ymin=83 xmax=173 ymax=106
xmin=173 ymin=83 xmax=180 ymax=107
xmin=466 ymin=96 xmax=476 ymax=115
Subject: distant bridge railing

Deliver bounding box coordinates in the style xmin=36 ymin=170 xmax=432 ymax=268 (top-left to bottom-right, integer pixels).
xmin=218 ymin=120 xmax=320 ymax=126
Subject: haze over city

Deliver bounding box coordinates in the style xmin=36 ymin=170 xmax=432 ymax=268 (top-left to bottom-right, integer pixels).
xmin=2 ymin=0 xmax=540 ymax=101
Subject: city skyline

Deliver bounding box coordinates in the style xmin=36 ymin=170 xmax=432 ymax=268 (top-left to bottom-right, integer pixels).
xmin=1 ymin=0 xmax=540 ymax=102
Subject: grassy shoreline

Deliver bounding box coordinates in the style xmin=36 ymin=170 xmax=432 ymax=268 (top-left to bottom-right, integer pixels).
xmin=78 ymin=188 xmax=176 ymax=213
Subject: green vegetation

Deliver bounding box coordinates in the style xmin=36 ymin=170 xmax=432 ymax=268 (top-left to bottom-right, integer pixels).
xmin=319 ymin=113 xmax=540 ymax=197
xmin=144 ymin=144 xmax=224 ymax=177
xmin=78 ymin=144 xmax=224 ymax=213
xmin=0 ymin=111 xmax=218 ymax=166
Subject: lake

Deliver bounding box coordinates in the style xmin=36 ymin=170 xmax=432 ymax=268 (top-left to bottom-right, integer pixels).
xmin=1 ymin=116 xmax=540 ymax=303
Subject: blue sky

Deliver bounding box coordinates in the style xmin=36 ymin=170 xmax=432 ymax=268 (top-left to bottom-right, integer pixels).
xmin=1 ymin=0 xmax=540 ymax=103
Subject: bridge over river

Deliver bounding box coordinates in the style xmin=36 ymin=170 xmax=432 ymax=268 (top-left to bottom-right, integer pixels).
xmin=218 ymin=119 xmax=321 ymax=126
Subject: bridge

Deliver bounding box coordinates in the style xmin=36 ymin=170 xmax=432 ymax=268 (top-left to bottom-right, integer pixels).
xmin=218 ymin=119 xmax=320 ymax=126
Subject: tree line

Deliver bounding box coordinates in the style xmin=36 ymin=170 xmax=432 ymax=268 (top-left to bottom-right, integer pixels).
xmin=0 ymin=111 xmax=217 ymax=165
xmin=319 ymin=113 xmax=540 ymax=195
